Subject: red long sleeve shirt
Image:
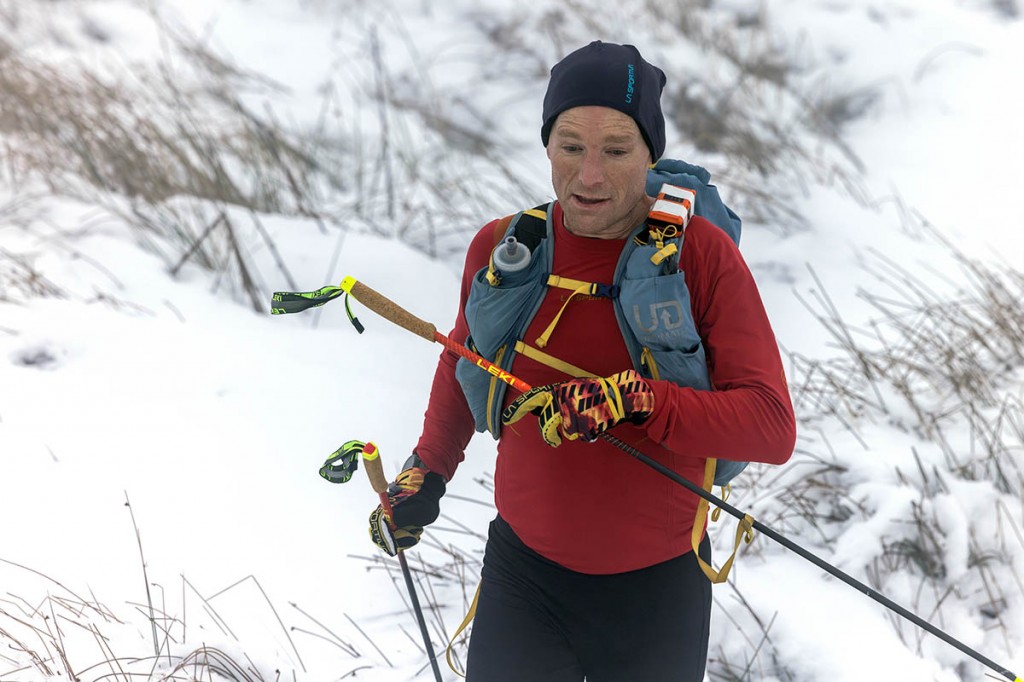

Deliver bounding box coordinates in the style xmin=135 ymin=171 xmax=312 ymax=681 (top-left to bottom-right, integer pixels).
xmin=415 ymin=202 xmax=795 ymax=574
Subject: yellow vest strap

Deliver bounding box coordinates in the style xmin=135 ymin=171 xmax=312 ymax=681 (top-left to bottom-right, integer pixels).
xmin=535 ymin=278 xmax=596 ymax=348
xmin=547 ymin=274 xmax=593 ymax=292
xmin=691 ymin=458 xmax=755 ymax=584
xmin=514 ymin=341 xmax=596 ymax=379
xmin=446 ymin=581 xmax=482 ymax=677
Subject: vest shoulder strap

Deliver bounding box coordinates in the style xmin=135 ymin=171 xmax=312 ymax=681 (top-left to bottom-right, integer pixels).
xmin=491 ymin=203 xmax=549 ymax=248
xmin=508 ymin=204 xmax=549 ymax=252
xmin=491 ymin=213 xmax=515 ymax=246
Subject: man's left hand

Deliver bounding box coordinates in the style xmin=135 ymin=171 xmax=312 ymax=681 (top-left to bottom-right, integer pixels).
xmin=502 ymin=370 xmax=656 ymax=447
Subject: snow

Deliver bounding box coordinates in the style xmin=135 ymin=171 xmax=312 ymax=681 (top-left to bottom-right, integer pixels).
xmin=1 ymin=0 xmax=1023 ymax=681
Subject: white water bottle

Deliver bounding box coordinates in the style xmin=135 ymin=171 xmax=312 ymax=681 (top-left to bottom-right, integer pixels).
xmin=492 ymin=236 xmax=530 ymax=272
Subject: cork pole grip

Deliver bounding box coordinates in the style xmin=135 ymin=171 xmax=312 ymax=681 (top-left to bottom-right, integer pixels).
xmin=364 ymin=458 xmax=389 ymax=495
xmin=350 ymin=280 xmax=436 ymax=342
xmin=362 ymin=447 xmax=390 ymax=494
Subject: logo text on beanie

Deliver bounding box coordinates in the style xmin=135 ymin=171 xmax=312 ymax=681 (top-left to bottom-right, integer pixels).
xmin=625 ymin=64 xmax=636 ymax=104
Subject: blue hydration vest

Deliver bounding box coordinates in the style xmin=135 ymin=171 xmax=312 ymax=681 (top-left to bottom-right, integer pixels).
xmin=456 ymin=164 xmax=748 ymax=486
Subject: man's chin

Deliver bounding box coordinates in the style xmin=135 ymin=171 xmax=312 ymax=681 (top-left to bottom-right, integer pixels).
xmin=565 ymin=199 xmax=608 ymax=220
xmin=562 ymin=212 xmax=608 ymax=238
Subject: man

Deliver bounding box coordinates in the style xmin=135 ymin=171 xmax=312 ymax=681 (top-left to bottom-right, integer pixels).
xmin=368 ymin=41 xmax=796 ymax=681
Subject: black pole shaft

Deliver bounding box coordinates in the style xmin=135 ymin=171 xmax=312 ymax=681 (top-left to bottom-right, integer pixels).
xmin=397 ymin=550 xmax=445 ymax=681
xmin=600 ymin=433 xmax=1020 ymax=682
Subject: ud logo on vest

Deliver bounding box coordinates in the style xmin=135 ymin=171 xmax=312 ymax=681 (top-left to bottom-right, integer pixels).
xmin=633 ymin=301 xmax=685 ymax=333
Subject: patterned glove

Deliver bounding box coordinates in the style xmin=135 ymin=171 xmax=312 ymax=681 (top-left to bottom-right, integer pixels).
xmin=501 ymin=370 xmax=656 ymax=447
xmin=369 ymin=454 xmax=446 ymax=556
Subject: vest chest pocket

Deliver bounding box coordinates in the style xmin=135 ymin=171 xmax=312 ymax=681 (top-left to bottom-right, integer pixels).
xmin=458 ymin=265 xmax=547 ymax=437
xmin=456 ymin=342 xmax=508 ymax=437
xmin=463 ymin=266 xmax=544 ymax=359
xmin=619 ymin=271 xmax=712 ymax=392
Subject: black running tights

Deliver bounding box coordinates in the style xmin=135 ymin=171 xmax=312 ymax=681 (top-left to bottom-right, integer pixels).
xmin=465 ymin=515 xmax=712 ymax=682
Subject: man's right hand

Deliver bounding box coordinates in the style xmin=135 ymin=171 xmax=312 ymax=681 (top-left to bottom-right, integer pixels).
xmin=368 ymin=454 xmax=446 ymax=556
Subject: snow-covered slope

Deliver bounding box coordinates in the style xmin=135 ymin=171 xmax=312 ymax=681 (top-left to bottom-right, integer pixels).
xmin=1 ymin=1 xmax=1021 ymax=680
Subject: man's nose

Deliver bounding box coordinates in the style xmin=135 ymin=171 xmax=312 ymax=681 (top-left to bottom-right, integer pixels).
xmin=577 ymin=152 xmax=606 ymax=187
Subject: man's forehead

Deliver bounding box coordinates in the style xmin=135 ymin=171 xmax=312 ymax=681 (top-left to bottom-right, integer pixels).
xmin=552 ymin=107 xmax=641 ymax=139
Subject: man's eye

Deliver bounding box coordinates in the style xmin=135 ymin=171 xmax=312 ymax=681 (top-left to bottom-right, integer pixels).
xmin=563 ymin=145 xmax=582 ymax=153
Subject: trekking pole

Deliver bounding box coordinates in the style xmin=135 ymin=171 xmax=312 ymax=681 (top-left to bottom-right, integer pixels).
xmin=319 ymin=440 xmax=445 ymax=682
xmin=275 ymin=276 xmax=1020 ymax=682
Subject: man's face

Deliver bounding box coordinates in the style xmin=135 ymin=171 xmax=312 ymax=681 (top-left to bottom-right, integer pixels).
xmin=546 ymin=106 xmax=653 ymax=240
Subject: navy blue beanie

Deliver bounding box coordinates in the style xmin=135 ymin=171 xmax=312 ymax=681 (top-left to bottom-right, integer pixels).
xmin=541 ymin=41 xmax=667 ymax=161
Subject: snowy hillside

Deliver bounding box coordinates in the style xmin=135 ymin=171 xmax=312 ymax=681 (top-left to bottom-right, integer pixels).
xmin=1 ymin=1 xmax=1022 ymax=681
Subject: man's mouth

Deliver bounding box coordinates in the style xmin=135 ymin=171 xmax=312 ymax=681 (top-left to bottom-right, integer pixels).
xmin=573 ymin=194 xmax=609 ymax=206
